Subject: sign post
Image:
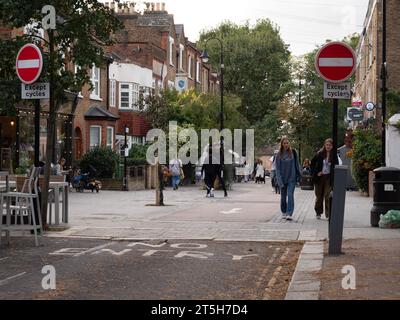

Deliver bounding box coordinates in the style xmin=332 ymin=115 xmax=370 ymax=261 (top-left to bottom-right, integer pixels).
xmin=316 ymin=42 xmax=356 ymax=255
xmin=16 ymin=43 xmax=45 ymax=167
xmin=315 ymin=41 xmax=356 ymax=176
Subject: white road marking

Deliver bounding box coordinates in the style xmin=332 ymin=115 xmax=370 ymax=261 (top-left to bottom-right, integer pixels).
xmin=220 ymin=208 xmax=242 ymax=215
xmin=0 ymin=257 xmax=9 ymax=262
xmin=0 ymin=272 xmax=27 ymax=286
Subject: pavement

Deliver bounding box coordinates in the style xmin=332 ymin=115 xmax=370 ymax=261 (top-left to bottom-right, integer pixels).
xmin=1 ymin=181 xmax=399 ymax=300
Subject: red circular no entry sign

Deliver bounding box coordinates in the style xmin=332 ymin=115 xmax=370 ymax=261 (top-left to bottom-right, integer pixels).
xmin=16 ymin=43 xmax=43 ymax=84
xmin=315 ymin=42 xmax=356 ymax=83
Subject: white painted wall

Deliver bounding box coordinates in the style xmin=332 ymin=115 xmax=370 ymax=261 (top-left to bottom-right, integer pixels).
xmin=110 ymin=62 xmax=153 ymax=88
xmin=386 ymin=113 xmax=400 ymax=169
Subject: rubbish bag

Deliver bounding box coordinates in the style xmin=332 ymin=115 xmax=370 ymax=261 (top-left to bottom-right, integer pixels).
xmin=379 ymin=210 xmax=400 ymax=229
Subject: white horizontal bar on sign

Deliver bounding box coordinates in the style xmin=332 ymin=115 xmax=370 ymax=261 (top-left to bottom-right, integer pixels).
xmin=319 ymin=58 xmax=353 ymax=67
xmin=17 ymin=59 xmax=40 ymax=69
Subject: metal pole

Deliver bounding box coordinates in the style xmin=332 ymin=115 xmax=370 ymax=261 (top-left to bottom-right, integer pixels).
xmin=298 ymin=80 xmax=302 ymax=163
xmin=15 ymin=114 xmax=20 ymax=167
xmin=124 ymin=125 xmax=128 ymax=191
xmin=220 ymin=42 xmax=224 ymax=170
xmin=332 ymin=99 xmax=339 ymax=185
xmin=329 ymin=165 xmax=348 ymax=255
xmin=35 ymin=99 xmax=40 ymax=167
xmin=381 ymin=0 xmax=387 ymax=167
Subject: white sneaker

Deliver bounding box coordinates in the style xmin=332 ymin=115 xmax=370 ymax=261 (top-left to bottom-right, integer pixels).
xmin=281 ymin=214 xmax=287 ymax=219
xmin=286 ymin=216 xmax=293 ymax=221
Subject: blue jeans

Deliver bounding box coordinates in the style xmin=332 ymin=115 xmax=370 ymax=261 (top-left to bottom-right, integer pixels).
xmin=280 ymin=181 xmax=296 ymax=216
xmin=172 ymin=175 xmax=180 ymax=189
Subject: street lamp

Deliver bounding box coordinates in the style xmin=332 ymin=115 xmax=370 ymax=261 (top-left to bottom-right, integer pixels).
xmin=200 ymin=37 xmax=224 ymax=166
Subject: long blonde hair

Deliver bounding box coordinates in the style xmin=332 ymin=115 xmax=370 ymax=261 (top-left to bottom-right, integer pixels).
xmin=279 ymin=137 xmax=293 ymax=156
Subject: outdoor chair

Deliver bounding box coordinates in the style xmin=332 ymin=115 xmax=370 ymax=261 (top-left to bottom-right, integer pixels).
xmin=0 ymin=167 xmax=43 ymax=247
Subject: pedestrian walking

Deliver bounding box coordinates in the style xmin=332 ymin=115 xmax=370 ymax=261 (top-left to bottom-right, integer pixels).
xmin=270 ymin=150 xmax=279 ymax=193
xmin=169 ymin=158 xmax=182 ymax=190
xmin=275 ymin=137 xmax=302 ymax=221
xmin=311 ymin=138 xmax=339 ymax=220
xmin=255 ymin=160 xmax=265 ymax=183
xmin=201 ymin=145 xmax=228 ymax=198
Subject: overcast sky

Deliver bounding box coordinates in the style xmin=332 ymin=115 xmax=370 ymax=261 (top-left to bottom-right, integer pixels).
xmin=161 ymin=0 xmax=370 ymax=56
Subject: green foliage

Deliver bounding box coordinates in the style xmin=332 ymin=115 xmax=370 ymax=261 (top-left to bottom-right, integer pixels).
xmin=352 ymin=128 xmax=381 ymax=192
xmin=79 ymin=146 xmax=120 ymax=178
xmin=387 ymin=90 xmax=400 ymax=119
xmin=143 ymin=89 xmax=247 ymax=133
xmin=198 ymin=20 xmax=291 ymax=125
xmin=126 ymin=143 xmax=149 ymax=166
xmin=0 ymin=0 xmax=123 ymax=113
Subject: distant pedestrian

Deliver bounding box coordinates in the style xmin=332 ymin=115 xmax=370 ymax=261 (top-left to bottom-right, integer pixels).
xmin=302 ymin=158 xmax=311 ymax=175
xmin=275 ymin=137 xmax=302 ymax=221
xmin=311 ymin=138 xmax=339 ymax=220
xmin=270 ymin=150 xmax=279 ymax=194
xmin=255 ymin=160 xmax=265 ymax=183
xmin=169 ymin=158 xmax=182 ymax=190
xmin=201 ymin=145 xmax=228 ymax=198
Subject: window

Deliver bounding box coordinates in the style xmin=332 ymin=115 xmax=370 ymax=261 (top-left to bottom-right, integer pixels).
xmin=196 ymin=60 xmax=201 ymax=83
xmin=132 ymin=136 xmax=145 ymax=145
xmin=90 ymin=66 xmax=101 ymax=99
xmin=188 ymin=56 xmax=192 ymax=78
xmin=109 ymin=80 xmax=116 ymax=107
xmin=119 ymin=83 xmax=140 ymax=110
xmin=169 ymin=36 xmax=175 ymax=66
xmin=90 ymin=126 xmax=101 ymax=149
xmin=106 ymin=127 xmax=114 ymax=148
xmin=179 ymin=44 xmax=184 ymax=71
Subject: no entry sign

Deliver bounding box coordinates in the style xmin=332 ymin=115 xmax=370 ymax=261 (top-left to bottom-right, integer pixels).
xmin=315 ymin=42 xmax=356 ymax=83
xmin=16 ymin=43 xmax=43 ymax=85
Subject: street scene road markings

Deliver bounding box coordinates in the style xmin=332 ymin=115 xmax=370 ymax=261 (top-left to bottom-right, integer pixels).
xmin=0 ymin=257 xmax=9 ymax=262
xmin=220 ymin=208 xmax=242 ymax=215
xmin=0 ymin=272 xmax=27 ymax=286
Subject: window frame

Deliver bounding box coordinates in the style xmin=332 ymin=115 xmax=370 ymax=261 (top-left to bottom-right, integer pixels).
xmin=109 ymin=79 xmax=116 ymax=107
xmin=106 ymin=126 xmax=114 ymax=148
xmin=89 ymin=125 xmax=102 ymax=149
xmin=169 ymin=36 xmax=175 ymax=66
xmin=90 ymin=66 xmax=101 ymax=100
xmin=119 ymin=82 xmax=141 ymax=111
xmin=188 ymin=56 xmax=193 ymax=79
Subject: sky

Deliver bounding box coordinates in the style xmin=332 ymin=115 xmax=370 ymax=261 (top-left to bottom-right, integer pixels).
xmin=160 ymin=0 xmax=370 ymax=56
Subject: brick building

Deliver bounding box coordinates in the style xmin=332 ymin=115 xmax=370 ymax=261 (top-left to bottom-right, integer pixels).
xmin=354 ymin=0 xmax=400 ymax=123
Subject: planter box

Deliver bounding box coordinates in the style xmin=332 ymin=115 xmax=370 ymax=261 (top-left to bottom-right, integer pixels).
xmin=100 ymin=178 xmax=124 ymax=191
xmin=101 ymin=177 xmax=146 ymax=191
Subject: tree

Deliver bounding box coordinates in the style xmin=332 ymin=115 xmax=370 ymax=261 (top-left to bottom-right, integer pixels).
xmin=142 ymin=89 xmax=248 ymax=160
xmin=0 ymin=0 xmax=122 ymax=227
xmin=198 ymin=20 xmax=291 ymax=125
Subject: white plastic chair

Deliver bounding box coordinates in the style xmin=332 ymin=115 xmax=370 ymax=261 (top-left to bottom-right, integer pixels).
xmin=0 ymin=167 xmax=43 ymax=247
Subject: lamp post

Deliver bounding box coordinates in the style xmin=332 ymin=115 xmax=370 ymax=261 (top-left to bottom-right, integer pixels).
xmin=200 ymin=37 xmax=224 ymax=166
xmin=381 ymin=0 xmax=387 ymax=167
xmin=124 ymin=124 xmax=129 ymax=191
